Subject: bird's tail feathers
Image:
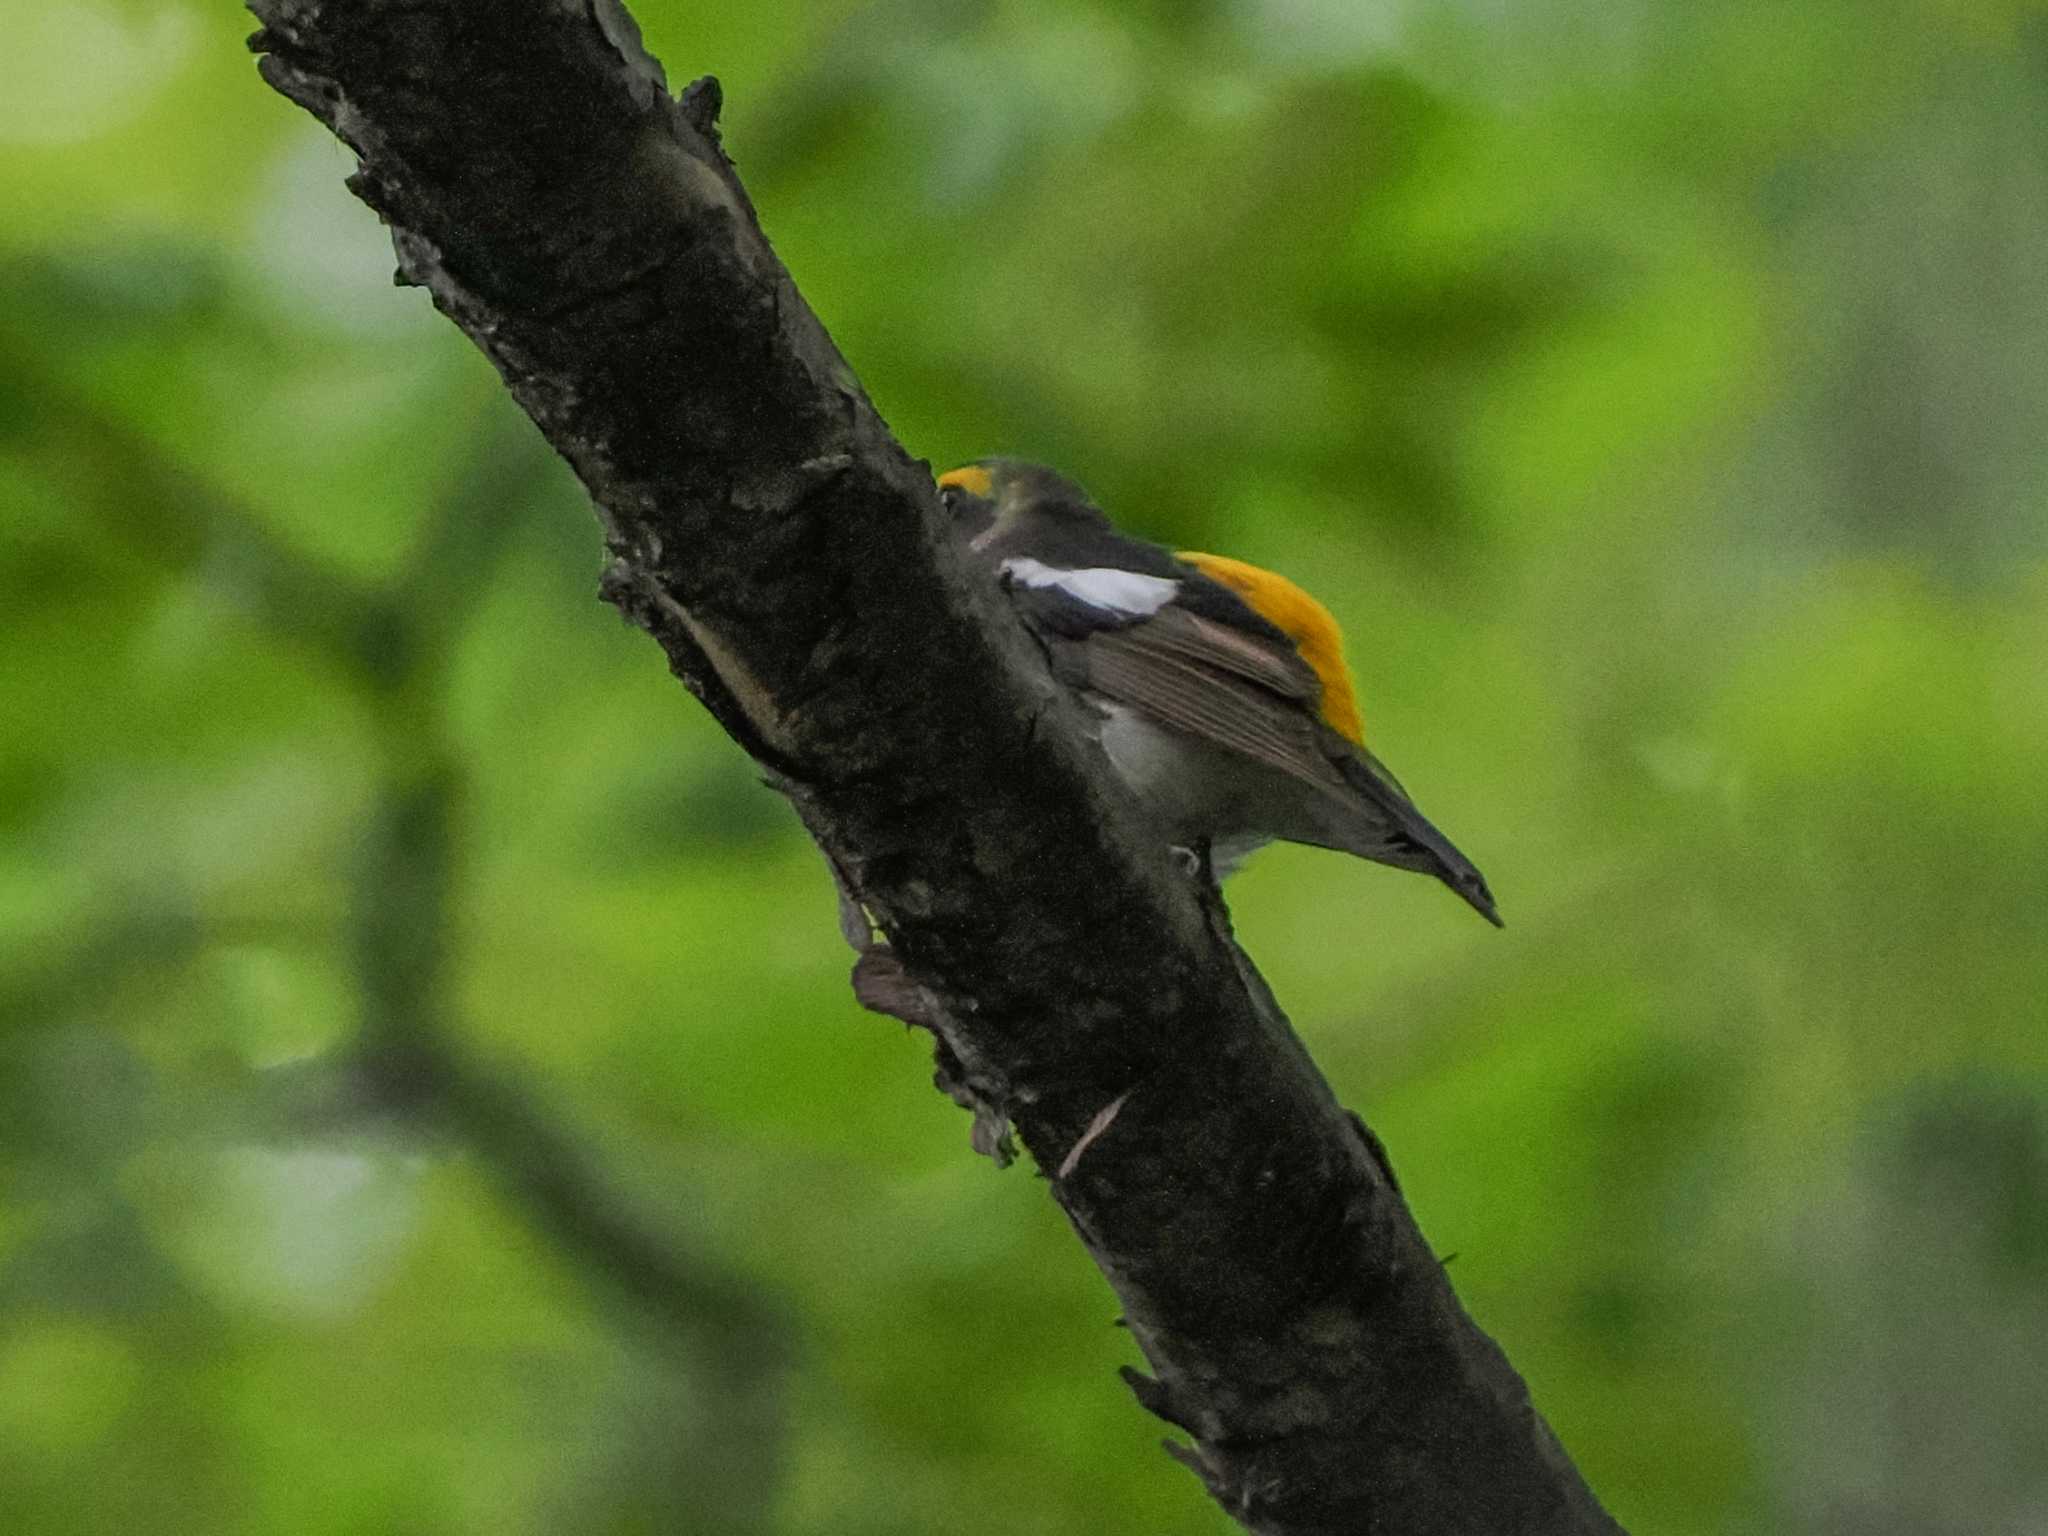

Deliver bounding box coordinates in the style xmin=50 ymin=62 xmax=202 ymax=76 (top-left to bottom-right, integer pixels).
xmin=1335 ymin=751 xmax=1504 ymax=927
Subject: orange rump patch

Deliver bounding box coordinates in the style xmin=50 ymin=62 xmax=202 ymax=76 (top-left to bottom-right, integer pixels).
xmin=1177 ymin=551 xmax=1365 ymax=744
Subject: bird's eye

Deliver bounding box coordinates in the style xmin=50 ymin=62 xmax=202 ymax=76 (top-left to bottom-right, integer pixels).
xmin=939 ymin=484 xmax=962 ymax=510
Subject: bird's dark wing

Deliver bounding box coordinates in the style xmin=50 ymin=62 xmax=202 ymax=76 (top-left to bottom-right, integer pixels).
xmin=997 ymin=555 xmax=1356 ymax=798
xmin=1077 ymin=606 xmax=1354 ymax=797
xmin=1103 ymin=603 xmax=1321 ymax=703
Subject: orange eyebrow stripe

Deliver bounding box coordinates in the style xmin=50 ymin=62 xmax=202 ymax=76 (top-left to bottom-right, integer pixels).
xmin=938 ymin=465 xmax=994 ymax=497
xmin=1176 ymin=551 xmax=1365 ymax=744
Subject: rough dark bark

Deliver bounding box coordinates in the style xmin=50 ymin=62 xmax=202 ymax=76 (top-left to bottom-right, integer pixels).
xmin=244 ymin=5 xmax=1626 ymax=1532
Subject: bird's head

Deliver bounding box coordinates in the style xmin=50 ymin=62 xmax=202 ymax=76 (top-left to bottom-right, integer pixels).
xmin=937 ymin=458 xmax=1109 ymax=560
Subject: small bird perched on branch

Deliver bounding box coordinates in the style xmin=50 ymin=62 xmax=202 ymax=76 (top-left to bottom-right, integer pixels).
xmin=939 ymin=458 xmax=1502 ymax=926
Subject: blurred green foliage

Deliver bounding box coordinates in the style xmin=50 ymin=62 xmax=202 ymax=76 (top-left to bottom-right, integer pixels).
xmin=4 ymin=1 xmax=2047 ymax=1533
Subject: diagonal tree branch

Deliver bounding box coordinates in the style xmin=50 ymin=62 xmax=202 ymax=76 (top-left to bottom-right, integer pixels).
xmin=244 ymin=4 xmax=1625 ymax=1531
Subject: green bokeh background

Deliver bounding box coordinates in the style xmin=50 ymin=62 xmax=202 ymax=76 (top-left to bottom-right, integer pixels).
xmin=5 ymin=2 xmax=2047 ymax=1533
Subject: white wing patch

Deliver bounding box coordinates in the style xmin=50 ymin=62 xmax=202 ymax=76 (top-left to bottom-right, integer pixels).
xmin=1001 ymin=557 xmax=1178 ymax=616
